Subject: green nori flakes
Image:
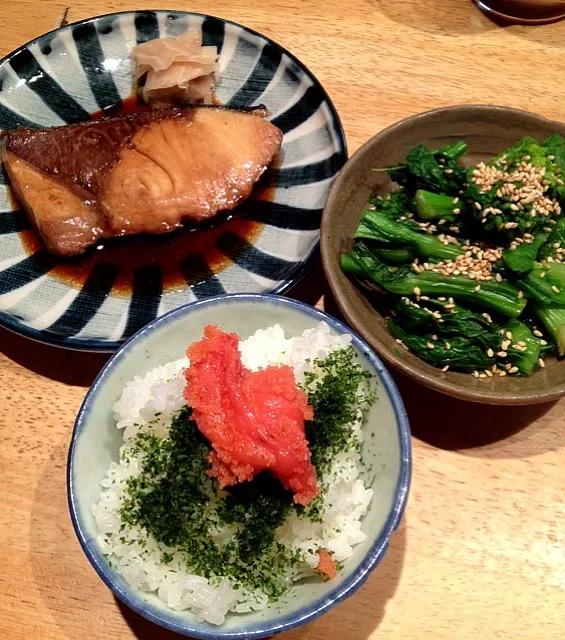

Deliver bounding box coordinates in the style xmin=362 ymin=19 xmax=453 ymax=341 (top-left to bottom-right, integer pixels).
xmin=117 ymin=348 xmax=376 ymax=599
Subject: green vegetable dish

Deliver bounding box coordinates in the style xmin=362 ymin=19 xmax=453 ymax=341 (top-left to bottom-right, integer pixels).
xmin=341 ymin=135 xmax=565 ymax=377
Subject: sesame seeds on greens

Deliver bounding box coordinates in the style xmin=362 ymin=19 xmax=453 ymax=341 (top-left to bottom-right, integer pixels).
xmin=342 ymin=134 xmax=565 ymax=375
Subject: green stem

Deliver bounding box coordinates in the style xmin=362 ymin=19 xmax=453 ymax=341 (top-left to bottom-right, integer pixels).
xmin=351 ymin=242 xmax=526 ymax=318
xmin=504 ymin=320 xmax=541 ymax=375
xmin=535 ymin=305 xmax=565 ymax=355
xmin=340 ymin=253 xmax=366 ymax=277
xmin=358 ymin=211 xmax=464 ymax=261
xmin=415 ymin=190 xmax=457 ymax=221
xmin=503 ymin=233 xmax=548 ymax=275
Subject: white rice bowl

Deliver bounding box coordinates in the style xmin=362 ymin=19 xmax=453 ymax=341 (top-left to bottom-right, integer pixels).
xmin=92 ymin=321 xmax=374 ymax=625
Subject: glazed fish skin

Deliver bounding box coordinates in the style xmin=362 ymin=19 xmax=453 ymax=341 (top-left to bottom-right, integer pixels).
xmin=101 ymin=108 xmax=282 ymax=235
xmin=3 ymin=151 xmax=110 ymax=256
xmin=3 ymin=106 xmax=282 ymax=254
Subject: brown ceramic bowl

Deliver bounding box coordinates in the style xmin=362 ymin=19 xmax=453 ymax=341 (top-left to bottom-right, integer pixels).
xmin=321 ymin=105 xmax=565 ymax=405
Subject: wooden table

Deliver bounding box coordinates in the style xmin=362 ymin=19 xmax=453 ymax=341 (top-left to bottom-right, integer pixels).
xmin=2 ymin=1 xmax=565 ymax=638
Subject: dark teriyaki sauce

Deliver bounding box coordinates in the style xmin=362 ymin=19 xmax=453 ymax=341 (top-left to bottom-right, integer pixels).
xmin=15 ymin=95 xmax=271 ymax=296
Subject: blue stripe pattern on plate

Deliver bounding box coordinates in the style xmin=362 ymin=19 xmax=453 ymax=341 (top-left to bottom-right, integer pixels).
xmin=0 ymin=251 xmax=57 ymax=295
xmin=0 ymin=210 xmax=30 ymax=234
xmin=43 ymin=263 xmax=119 ymax=336
xmin=72 ymin=23 xmax=122 ymax=113
xmin=123 ymin=265 xmax=163 ymax=337
xmin=180 ymin=253 xmax=227 ymax=299
xmin=9 ymin=48 xmax=90 ymax=123
xmin=0 ymin=10 xmax=346 ymax=351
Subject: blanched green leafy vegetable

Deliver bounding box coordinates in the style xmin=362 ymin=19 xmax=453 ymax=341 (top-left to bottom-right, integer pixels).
xmin=503 ymin=320 xmax=541 ymax=376
xmin=341 ymin=135 xmax=565 ymax=376
xmin=388 ymin=142 xmax=468 ymax=197
xmin=465 ymin=135 xmax=565 ymax=243
xmin=347 ymin=241 xmax=526 ymax=318
xmin=519 ymin=262 xmax=565 ymax=306
xmin=388 ymin=300 xmax=503 ymax=372
xmin=367 ymin=190 xmax=413 ymax=220
xmin=535 ymin=305 xmax=565 ymax=355
xmin=415 ymin=190 xmax=460 ymax=222
xmin=355 ymin=211 xmax=463 ymax=261
xmin=503 ymin=233 xmax=548 ymax=274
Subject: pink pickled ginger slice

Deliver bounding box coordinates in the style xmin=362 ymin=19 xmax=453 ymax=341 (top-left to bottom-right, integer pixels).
xmin=132 ymin=31 xmax=219 ymax=105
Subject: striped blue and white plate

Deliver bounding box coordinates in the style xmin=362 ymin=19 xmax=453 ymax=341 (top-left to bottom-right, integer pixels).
xmin=0 ymin=10 xmax=346 ymax=351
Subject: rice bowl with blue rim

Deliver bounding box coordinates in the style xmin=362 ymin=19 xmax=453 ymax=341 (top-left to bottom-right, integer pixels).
xmin=68 ymin=294 xmax=411 ymax=638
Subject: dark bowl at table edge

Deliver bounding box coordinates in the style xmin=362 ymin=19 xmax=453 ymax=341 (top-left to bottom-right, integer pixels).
xmin=321 ymin=104 xmax=565 ymax=405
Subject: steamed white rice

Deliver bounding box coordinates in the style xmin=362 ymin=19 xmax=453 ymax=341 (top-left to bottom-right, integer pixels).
xmin=93 ymin=321 xmax=373 ymax=625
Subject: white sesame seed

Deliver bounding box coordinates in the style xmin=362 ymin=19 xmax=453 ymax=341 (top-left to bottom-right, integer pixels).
xmin=533 ymin=329 xmax=543 ymax=338
xmin=442 ymin=365 xmax=449 ymax=372
xmin=426 ymin=342 xmax=435 ymax=349
xmin=539 ymin=358 xmax=545 ymax=368
xmin=487 ymin=348 xmax=494 ymax=357
xmin=474 ymin=285 xmax=481 ymax=292
xmin=552 ymin=285 xmax=560 ymax=293
xmin=506 ymin=331 xmax=513 ymax=340
xmin=518 ymin=290 xmax=524 ymax=299
xmin=475 ymin=202 xmax=482 ymax=210
xmin=413 ymin=287 xmax=421 ymax=296
xmin=497 ymin=351 xmax=508 ymax=358
xmin=509 ymin=366 xmax=519 ymax=374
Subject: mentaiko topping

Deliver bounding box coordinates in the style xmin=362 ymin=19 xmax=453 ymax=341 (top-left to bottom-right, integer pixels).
xmin=93 ymin=323 xmax=376 ymax=624
xmin=184 ymin=324 xmax=319 ymax=506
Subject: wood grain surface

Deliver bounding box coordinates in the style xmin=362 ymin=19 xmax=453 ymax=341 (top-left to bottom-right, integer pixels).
xmin=1 ymin=1 xmax=565 ymax=638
